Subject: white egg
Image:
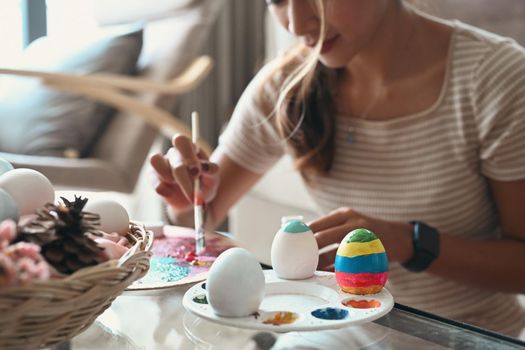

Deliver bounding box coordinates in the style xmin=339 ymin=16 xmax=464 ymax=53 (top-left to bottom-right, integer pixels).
xmin=0 ymin=168 xmax=55 ymax=216
xmin=84 ymin=198 xmax=129 ymax=234
xmin=0 ymin=188 xmax=19 ymax=222
xmin=0 ymin=159 xmax=14 ymax=176
xmin=271 ymin=219 xmax=319 ymax=280
xmin=206 ymin=247 xmax=265 ymax=317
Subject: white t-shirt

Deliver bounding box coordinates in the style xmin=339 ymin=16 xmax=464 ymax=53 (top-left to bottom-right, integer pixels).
xmin=218 ymin=20 xmax=525 ymax=336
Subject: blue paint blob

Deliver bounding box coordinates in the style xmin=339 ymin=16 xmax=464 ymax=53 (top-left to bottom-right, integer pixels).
xmin=311 ymin=307 xmax=349 ymax=320
xmin=139 ymin=256 xmax=190 ymax=284
xmin=201 ymin=282 xmax=206 ymax=290
xmin=282 ymin=220 xmax=310 ymax=234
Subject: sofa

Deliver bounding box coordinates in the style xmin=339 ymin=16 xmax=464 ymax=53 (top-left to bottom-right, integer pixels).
xmin=0 ymin=0 xmax=223 ymax=220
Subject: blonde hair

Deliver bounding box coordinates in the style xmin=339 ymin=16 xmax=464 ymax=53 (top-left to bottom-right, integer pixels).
xmin=262 ymin=0 xmax=338 ymax=178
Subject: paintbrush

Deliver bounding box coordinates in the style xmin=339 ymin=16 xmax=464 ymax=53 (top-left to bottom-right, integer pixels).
xmin=192 ymin=111 xmax=206 ymax=254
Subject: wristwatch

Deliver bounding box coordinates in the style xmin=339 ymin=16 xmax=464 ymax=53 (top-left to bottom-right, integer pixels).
xmin=401 ymin=221 xmax=440 ymax=272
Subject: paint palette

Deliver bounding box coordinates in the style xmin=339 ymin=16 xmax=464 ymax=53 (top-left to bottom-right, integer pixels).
xmin=126 ymin=226 xmax=235 ymax=292
xmin=183 ymin=270 xmax=394 ymax=332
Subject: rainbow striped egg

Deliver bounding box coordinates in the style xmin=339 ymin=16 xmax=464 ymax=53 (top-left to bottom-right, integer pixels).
xmin=335 ymin=229 xmax=388 ymax=295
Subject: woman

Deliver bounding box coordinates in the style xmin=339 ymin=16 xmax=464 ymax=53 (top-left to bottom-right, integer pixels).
xmin=150 ymin=0 xmax=525 ymax=336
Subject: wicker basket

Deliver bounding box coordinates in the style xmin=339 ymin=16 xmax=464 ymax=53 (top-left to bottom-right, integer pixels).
xmin=0 ymin=221 xmax=153 ymax=350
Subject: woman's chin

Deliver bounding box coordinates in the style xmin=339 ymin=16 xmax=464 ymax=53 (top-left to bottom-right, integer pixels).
xmin=319 ymin=55 xmax=349 ymax=69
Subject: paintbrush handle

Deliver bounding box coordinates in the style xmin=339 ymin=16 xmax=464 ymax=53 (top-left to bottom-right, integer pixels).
xmin=192 ymin=111 xmax=205 ymax=254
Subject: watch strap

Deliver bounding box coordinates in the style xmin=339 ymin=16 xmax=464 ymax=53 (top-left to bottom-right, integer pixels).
xmin=401 ymin=221 xmax=440 ymax=272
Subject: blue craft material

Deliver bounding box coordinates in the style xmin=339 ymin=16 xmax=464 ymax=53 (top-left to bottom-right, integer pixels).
xmin=139 ymin=256 xmax=190 ymax=284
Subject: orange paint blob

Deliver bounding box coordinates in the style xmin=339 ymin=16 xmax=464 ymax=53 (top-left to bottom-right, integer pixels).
xmin=343 ymin=299 xmax=381 ymax=309
xmin=262 ymin=312 xmax=298 ymax=325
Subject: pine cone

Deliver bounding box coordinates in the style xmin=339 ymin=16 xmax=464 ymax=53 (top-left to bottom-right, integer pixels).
xmin=17 ymin=196 xmax=104 ymax=274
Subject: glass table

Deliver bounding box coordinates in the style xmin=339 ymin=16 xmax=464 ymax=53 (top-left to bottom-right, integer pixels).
xmin=52 ymin=228 xmax=525 ymax=350
xmin=59 ymin=291 xmax=524 ymax=350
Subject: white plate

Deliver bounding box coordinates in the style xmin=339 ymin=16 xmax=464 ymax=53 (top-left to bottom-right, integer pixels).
xmin=183 ymin=270 xmax=394 ymax=332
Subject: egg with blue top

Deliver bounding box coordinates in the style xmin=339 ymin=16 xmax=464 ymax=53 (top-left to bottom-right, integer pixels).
xmin=0 ymin=188 xmax=19 ymax=222
xmin=335 ymin=228 xmax=388 ymax=295
xmin=0 ymin=159 xmax=14 ymax=176
xmin=271 ymin=219 xmax=319 ymax=280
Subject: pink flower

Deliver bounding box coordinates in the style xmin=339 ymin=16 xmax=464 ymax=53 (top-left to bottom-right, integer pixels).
xmin=0 ymin=253 xmax=17 ymax=287
xmin=94 ymin=238 xmax=129 ymax=261
xmin=0 ymin=220 xmax=53 ymax=288
xmin=0 ymin=220 xmax=16 ymax=249
xmin=7 ymin=242 xmax=42 ymax=259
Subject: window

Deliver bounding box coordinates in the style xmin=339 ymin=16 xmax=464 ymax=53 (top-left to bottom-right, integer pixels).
xmin=46 ymin=0 xmax=98 ymax=40
xmin=0 ymin=0 xmax=98 ymax=68
xmin=0 ymin=0 xmax=24 ymax=66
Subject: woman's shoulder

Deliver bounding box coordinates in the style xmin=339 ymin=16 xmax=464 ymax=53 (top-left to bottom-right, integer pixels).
xmin=450 ymin=21 xmax=525 ymax=82
xmin=452 ymin=20 xmax=525 ymax=62
xmin=453 ymin=20 xmax=517 ymax=47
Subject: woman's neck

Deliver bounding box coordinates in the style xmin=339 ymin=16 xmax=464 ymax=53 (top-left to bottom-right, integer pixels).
xmin=346 ymin=3 xmax=417 ymax=86
xmin=336 ymin=6 xmax=454 ymax=120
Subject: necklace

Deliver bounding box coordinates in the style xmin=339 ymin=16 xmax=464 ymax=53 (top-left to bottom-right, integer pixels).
xmin=346 ymin=88 xmax=383 ymax=144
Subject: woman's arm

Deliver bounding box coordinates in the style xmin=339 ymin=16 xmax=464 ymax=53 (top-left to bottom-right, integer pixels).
xmin=428 ymin=179 xmax=525 ymax=293
xmin=312 ymin=179 xmax=525 ymax=293
xmin=204 ymin=150 xmax=264 ymax=230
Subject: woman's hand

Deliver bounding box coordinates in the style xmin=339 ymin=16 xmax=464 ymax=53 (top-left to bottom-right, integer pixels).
xmin=308 ymin=207 xmax=413 ymax=271
xmin=149 ymin=134 xmax=220 ymax=213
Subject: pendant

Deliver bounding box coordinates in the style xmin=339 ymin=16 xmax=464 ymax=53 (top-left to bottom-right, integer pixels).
xmin=347 ymin=127 xmax=355 ymax=144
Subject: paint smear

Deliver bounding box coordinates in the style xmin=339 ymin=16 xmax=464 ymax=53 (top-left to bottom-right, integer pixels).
xmin=263 ymin=312 xmax=299 ymax=325
xmin=343 ymin=299 xmax=381 ymax=309
xmin=311 ymin=307 xmax=349 ymax=320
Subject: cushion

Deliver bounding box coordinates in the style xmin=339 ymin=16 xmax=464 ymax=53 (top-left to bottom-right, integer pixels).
xmin=0 ymin=27 xmax=143 ymax=157
xmin=93 ymin=0 xmax=200 ymax=25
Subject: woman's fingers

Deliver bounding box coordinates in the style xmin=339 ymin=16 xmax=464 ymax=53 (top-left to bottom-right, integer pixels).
xmin=201 ymin=161 xmax=219 ymax=175
xmin=314 ymin=224 xmax=351 ymax=250
xmin=150 ymin=134 xmax=220 ymax=207
xmin=172 ymin=163 xmax=194 ymax=202
xmin=154 ymin=180 xmax=178 ymax=198
xmin=196 ymin=147 xmax=210 ymax=161
xmin=308 ymin=207 xmax=357 ymax=233
xmin=173 ymin=134 xmax=201 ymax=175
xmin=150 ymin=153 xmax=174 ymax=183
xmin=318 ymin=247 xmax=337 ymax=271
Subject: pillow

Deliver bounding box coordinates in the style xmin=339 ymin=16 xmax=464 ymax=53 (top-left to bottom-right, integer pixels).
xmin=0 ymin=27 xmax=143 ymax=157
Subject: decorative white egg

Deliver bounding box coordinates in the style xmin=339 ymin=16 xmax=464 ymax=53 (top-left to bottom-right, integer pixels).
xmin=271 ymin=219 xmax=319 ymax=280
xmin=0 ymin=188 xmax=19 ymax=222
xmin=0 ymin=159 xmax=14 ymax=176
xmin=84 ymin=198 xmax=129 ymax=234
xmin=0 ymin=168 xmax=55 ymax=216
xmin=206 ymin=247 xmax=265 ymax=317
